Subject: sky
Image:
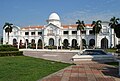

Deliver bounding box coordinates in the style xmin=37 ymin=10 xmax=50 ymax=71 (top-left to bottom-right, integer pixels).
xmin=0 ymin=0 xmax=120 ymax=35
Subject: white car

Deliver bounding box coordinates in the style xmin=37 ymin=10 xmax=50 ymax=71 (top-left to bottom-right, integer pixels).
xmin=72 ymin=49 xmax=115 ymax=62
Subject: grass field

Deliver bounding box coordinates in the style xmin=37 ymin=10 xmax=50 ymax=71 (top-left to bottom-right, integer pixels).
xmin=0 ymin=56 xmax=71 ymax=81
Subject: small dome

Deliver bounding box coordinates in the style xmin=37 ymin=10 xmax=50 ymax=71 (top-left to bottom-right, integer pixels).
xmin=49 ymin=13 xmax=60 ymax=20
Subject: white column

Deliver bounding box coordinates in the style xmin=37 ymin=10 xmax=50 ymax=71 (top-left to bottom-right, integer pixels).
xmin=3 ymin=30 xmax=6 ymax=44
xmin=26 ymin=42 xmax=27 ymax=49
xmin=36 ymin=43 xmax=37 ymax=49
xmin=17 ymin=38 xmax=19 ymax=49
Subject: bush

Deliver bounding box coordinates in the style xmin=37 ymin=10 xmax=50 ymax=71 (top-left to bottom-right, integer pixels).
xmin=0 ymin=51 xmax=23 ymax=56
xmin=0 ymin=45 xmax=23 ymax=56
xmin=116 ymin=44 xmax=120 ymax=49
xmin=0 ymin=45 xmax=18 ymax=51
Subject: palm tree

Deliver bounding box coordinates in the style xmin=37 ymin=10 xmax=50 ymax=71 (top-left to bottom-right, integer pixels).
xmin=109 ymin=17 xmax=120 ymax=47
xmin=3 ymin=22 xmax=13 ymax=44
xmin=76 ymin=20 xmax=85 ymax=53
xmin=91 ymin=20 xmax=102 ymax=48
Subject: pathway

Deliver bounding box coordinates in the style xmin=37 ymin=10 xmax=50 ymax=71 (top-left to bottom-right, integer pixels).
xmin=39 ymin=62 xmax=120 ymax=81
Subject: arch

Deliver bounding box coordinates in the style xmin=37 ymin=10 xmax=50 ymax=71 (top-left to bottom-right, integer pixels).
xmin=31 ymin=39 xmax=36 ymax=49
xmin=26 ymin=39 xmax=29 ymax=44
xmin=49 ymin=38 xmax=54 ymax=46
xmin=63 ymin=39 xmax=69 ymax=49
xmin=38 ymin=39 xmax=42 ymax=49
xmin=72 ymin=39 xmax=77 ymax=48
xmin=13 ymin=38 xmax=17 ymax=46
xmin=82 ymin=39 xmax=86 ymax=46
xmin=89 ymin=39 xmax=95 ymax=47
xmin=101 ymin=37 xmax=108 ymax=49
xmin=19 ymin=40 xmax=23 ymax=48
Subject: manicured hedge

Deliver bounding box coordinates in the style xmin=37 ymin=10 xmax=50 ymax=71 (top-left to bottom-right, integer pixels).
xmin=0 ymin=45 xmax=23 ymax=56
xmin=0 ymin=45 xmax=18 ymax=51
xmin=0 ymin=51 xmax=23 ymax=56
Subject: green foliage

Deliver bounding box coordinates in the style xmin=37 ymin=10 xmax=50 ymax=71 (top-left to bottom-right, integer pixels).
xmin=91 ymin=20 xmax=102 ymax=34
xmin=76 ymin=20 xmax=85 ymax=31
xmin=0 ymin=56 xmax=71 ymax=81
xmin=105 ymin=62 xmax=118 ymax=66
xmin=109 ymin=16 xmax=119 ymax=28
xmin=0 ymin=45 xmax=18 ymax=51
xmin=0 ymin=51 xmax=23 ymax=56
xmin=45 ymin=46 xmax=57 ymax=49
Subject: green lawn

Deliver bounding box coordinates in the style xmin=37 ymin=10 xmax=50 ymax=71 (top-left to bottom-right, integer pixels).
xmin=105 ymin=48 xmax=117 ymax=53
xmin=105 ymin=62 xmax=119 ymax=66
xmin=0 ymin=56 xmax=71 ymax=81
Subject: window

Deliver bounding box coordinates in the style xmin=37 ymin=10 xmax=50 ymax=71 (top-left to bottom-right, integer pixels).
xmin=89 ymin=30 xmax=94 ymax=34
xmin=31 ymin=32 xmax=35 ymax=35
xmin=38 ymin=32 xmax=42 ymax=35
xmin=25 ymin=32 xmax=29 ymax=35
xmin=63 ymin=31 xmax=68 ymax=34
xmin=72 ymin=31 xmax=77 ymax=34
xmin=81 ymin=31 xmax=86 ymax=34
xmin=102 ymin=26 xmax=108 ymax=33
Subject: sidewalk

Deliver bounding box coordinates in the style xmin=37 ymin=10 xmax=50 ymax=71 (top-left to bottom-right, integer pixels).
xmin=39 ymin=62 xmax=120 ymax=81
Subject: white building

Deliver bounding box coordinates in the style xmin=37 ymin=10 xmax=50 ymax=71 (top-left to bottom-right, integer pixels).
xmin=3 ymin=12 xmax=118 ymax=49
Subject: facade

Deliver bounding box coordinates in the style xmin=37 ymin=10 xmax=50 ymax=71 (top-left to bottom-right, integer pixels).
xmin=3 ymin=12 xmax=119 ymax=49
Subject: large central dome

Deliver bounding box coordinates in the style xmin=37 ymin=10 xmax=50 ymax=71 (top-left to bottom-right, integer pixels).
xmin=49 ymin=13 xmax=60 ymax=20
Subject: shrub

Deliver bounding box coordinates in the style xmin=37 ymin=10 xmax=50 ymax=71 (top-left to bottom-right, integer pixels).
xmin=0 ymin=51 xmax=23 ymax=56
xmin=0 ymin=45 xmax=23 ymax=56
xmin=0 ymin=45 xmax=18 ymax=51
xmin=116 ymin=44 xmax=120 ymax=49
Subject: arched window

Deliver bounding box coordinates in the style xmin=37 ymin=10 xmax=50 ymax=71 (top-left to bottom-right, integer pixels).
xmin=72 ymin=39 xmax=77 ymax=48
xmin=101 ymin=37 xmax=108 ymax=49
xmin=89 ymin=39 xmax=95 ymax=46
xmin=13 ymin=38 xmax=17 ymax=46
xmin=31 ymin=39 xmax=35 ymax=49
xmin=63 ymin=39 xmax=69 ymax=49
xmin=38 ymin=39 xmax=42 ymax=49
xmin=49 ymin=38 xmax=54 ymax=46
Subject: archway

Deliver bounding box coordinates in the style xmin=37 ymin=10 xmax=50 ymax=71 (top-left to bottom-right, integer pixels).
xmin=89 ymin=39 xmax=95 ymax=48
xmin=82 ymin=39 xmax=86 ymax=48
xmin=26 ymin=39 xmax=29 ymax=44
xmin=72 ymin=39 xmax=77 ymax=48
xmin=13 ymin=38 xmax=17 ymax=47
xmin=38 ymin=39 xmax=42 ymax=49
xmin=31 ymin=39 xmax=36 ymax=49
xmin=63 ymin=39 xmax=69 ymax=49
xmin=101 ymin=37 xmax=108 ymax=49
xmin=49 ymin=38 xmax=54 ymax=46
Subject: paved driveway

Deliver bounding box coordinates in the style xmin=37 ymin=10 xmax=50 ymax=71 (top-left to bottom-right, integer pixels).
xmin=23 ymin=50 xmax=77 ymax=63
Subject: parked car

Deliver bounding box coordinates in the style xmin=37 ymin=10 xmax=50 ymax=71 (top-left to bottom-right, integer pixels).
xmin=72 ymin=49 xmax=115 ymax=62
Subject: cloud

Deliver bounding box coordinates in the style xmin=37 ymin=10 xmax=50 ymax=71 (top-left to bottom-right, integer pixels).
xmin=61 ymin=10 xmax=120 ymax=24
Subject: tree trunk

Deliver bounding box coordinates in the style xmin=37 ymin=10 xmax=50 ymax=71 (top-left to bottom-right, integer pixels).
xmin=7 ymin=32 xmax=9 ymax=44
xmin=95 ymin=33 xmax=97 ymax=48
xmin=114 ymin=34 xmax=116 ymax=47
xmin=80 ymin=30 xmax=83 ymax=53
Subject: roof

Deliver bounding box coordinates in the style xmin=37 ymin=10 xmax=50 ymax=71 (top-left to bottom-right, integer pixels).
xmin=21 ymin=24 xmax=92 ymax=30
xmin=62 ymin=24 xmax=92 ymax=29
xmin=21 ymin=26 xmax=44 ymax=30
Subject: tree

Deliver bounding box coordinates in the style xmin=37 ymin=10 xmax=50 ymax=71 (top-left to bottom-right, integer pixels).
xmin=76 ymin=20 xmax=85 ymax=53
xmin=3 ymin=22 xmax=13 ymax=44
xmin=109 ymin=17 xmax=120 ymax=47
xmin=91 ymin=20 xmax=102 ymax=48
xmin=115 ymin=24 xmax=120 ymax=45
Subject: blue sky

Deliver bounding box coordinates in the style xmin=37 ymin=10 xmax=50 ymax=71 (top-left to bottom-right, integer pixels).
xmin=0 ymin=0 xmax=120 ymax=35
